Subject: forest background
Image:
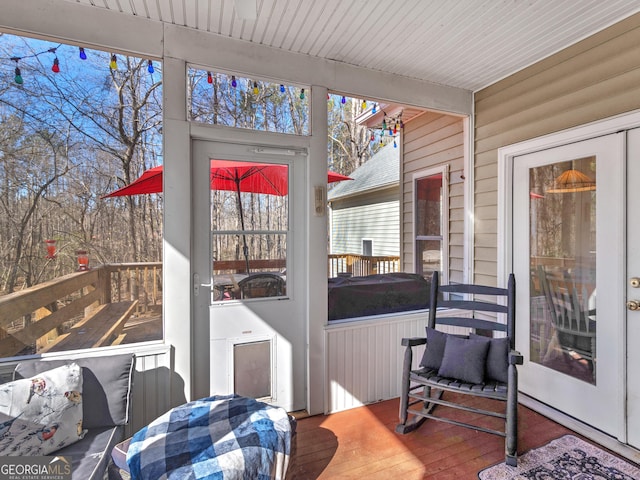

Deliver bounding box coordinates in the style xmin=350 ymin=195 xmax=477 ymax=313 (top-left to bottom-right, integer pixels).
xmin=0 ymin=32 xmax=381 ymax=295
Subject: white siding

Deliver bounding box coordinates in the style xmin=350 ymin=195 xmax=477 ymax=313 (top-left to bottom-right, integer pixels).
xmin=330 ymin=188 xmax=399 ymax=256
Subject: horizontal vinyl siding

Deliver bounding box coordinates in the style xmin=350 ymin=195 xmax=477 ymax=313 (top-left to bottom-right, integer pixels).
xmin=402 ymin=112 xmax=465 ymax=280
xmin=330 ymin=188 xmax=399 ymax=256
xmin=473 ymin=12 xmax=640 ymax=284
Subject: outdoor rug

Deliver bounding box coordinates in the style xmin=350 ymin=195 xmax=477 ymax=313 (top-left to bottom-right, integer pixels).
xmin=478 ymin=434 xmax=640 ymax=479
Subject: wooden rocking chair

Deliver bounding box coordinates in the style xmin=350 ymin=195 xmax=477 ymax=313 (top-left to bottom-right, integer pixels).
xmin=396 ymin=271 xmax=522 ymax=466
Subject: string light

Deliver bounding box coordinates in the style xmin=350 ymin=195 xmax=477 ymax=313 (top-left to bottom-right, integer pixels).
xmin=341 ymin=96 xmax=346 ymax=104
xmin=13 ymin=61 xmax=23 ymax=85
xmin=147 ymin=60 xmax=154 ymax=74
xmin=372 ymin=103 xmax=377 ymax=114
xmin=51 ymin=57 xmax=60 ymax=73
xmin=231 ymin=75 xmax=237 ymax=87
xmin=253 ymin=81 xmax=259 ymax=95
xmin=207 ymin=71 xmax=213 ymax=84
xmin=109 ymin=54 xmax=117 ymax=70
xmin=299 ymin=88 xmax=305 ymax=100
xmin=79 ymin=47 xmax=87 ymax=60
xmin=280 ymin=84 xmax=285 ymax=93
xmin=361 ymin=99 xmax=367 ymax=109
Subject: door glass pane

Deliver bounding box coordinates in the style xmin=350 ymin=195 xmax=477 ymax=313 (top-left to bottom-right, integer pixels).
xmin=529 ymin=156 xmax=596 ymax=384
xmin=210 ymin=160 xmax=287 ymax=301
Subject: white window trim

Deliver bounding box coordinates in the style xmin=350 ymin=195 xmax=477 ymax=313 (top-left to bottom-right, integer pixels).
xmin=412 ymin=164 xmax=449 ymax=285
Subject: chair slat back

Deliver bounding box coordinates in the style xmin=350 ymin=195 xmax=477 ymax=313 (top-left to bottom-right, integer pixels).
xmin=428 ymin=271 xmax=516 ymax=346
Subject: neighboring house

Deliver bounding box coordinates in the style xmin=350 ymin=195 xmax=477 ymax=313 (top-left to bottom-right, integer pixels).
xmin=328 ymin=142 xmax=400 ymax=258
xmin=2 ymin=0 xmax=640 ymax=461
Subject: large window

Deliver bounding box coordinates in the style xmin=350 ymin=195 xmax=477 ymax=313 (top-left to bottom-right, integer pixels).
xmin=0 ymin=32 xmax=163 ymax=356
xmin=326 ymin=94 xmax=438 ymax=321
xmin=188 ymin=68 xmax=309 ymax=135
xmin=415 ymin=167 xmax=448 ymax=282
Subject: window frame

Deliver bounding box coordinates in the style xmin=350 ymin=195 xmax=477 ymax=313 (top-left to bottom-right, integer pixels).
xmin=413 ymin=165 xmax=449 ymax=284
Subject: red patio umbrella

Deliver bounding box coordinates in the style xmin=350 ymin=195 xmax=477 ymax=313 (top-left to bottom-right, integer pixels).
xmin=102 ymin=161 xmax=352 ymax=198
xmin=103 ymin=160 xmax=352 ymax=272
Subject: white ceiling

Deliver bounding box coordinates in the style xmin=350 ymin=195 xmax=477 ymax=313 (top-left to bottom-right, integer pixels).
xmin=62 ymin=0 xmax=640 ymax=92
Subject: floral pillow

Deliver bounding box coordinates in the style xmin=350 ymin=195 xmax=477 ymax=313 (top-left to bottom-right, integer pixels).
xmin=0 ymin=363 xmax=85 ymax=456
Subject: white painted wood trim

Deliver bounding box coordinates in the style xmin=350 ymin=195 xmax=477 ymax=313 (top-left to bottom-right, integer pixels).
xmin=463 ymin=115 xmax=473 ymax=284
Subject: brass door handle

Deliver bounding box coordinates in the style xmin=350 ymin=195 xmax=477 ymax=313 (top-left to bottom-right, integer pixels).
xmin=627 ymin=300 xmax=640 ymax=311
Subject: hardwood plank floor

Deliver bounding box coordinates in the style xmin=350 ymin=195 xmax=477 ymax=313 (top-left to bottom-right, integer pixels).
xmin=290 ymin=393 xmax=578 ymax=479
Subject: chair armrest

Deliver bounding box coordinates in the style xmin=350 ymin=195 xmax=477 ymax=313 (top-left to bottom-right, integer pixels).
xmin=509 ymin=350 xmax=523 ymax=365
xmin=401 ymin=337 xmax=427 ymax=347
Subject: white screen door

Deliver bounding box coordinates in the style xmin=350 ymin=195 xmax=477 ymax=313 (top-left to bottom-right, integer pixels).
xmin=513 ymin=133 xmax=625 ymax=438
xmin=192 ymin=140 xmax=306 ymax=412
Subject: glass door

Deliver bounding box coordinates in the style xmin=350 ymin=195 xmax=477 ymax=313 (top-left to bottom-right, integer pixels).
xmin=192 ymin=140 xmax=307 ymax=412
xmin=513 ymin=133 xmax=625 ymax=438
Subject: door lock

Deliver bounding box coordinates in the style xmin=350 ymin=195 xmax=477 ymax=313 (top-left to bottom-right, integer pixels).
xmin=631 ymin=277 xmax=640 ymax=288
xmin=627 ymin=300 xmax=640 ymax=311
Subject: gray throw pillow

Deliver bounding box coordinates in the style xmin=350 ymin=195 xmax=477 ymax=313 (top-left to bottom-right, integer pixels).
xmin=419 ymin=327 xmax=448 ymax=370
xmin=438 ymin=335 xmax=490 ymax=384
xmin=470 ymin=333 xmax=509 ymax=384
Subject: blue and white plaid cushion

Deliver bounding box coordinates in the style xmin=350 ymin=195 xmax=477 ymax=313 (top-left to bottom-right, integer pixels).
xmin=126 ymin=394 xmax=293 ymax=480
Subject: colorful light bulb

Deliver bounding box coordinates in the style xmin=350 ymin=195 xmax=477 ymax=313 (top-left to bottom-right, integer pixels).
xmin=280 ymin=84 xmax=285 ymax=93
xmin=372 ymin=103 xmax=377 ymax=114
xmin=300 ymin=88 xmax=305 ymax=100
xmin=207 ymin=72 xmax=213 ymax=84
xmin=382 ymin=119 xmax=387 ymax=129
xmin=147 ymin=60 xmax=154 ymax=74
xmin=109 ymin=54 xmax=117 ymax=70
xmin=361 ymin=100 xmax=367 ymax=109
xmin=79 ymin=47 xmax=87 ymax=60
xmin=51 ymin=57 xmax=60 ymax=73
xmin=231 ymin=75 xmax=237 ymax=87
xmin=14 ymin=66 xmax=23 ymax=85
xmin=341 ymin=96 xmax=346 ymax=104
xmin=370 ymin=132 xmax=375 ymax=142
xmin=394 ymin=139 xmax=397 ymax=148
xmin=253 ymin=81 xmax=259 ymax=95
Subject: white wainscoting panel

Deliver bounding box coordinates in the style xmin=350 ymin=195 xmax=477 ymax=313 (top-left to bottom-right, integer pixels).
xmin=324 ymin=311 xmax=465 ymax=414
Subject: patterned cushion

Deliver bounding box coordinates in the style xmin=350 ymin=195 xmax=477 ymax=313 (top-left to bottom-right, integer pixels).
xmin=0 ymin=363 xmax=85 ymax=456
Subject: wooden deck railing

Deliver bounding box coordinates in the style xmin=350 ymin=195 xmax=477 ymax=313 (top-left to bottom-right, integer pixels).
xmin=328 ymin=254 xmax=400 ymax=277
xmin=0 ymin=262 xmax=162 ymax=357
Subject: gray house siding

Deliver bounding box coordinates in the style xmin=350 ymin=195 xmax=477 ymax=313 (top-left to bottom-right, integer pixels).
xmin=401 ymin=111 xmax=466 ymax=283
xmin=474 ymin=12 xmax=640 ymax=285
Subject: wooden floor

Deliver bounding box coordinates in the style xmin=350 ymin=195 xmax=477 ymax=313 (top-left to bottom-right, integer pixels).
xmin=290 ymin=393 xmax=580 ymax=479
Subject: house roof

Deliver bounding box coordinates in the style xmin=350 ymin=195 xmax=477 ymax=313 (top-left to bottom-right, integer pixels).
xmin=58 ymin=0 xmax=640 ymax=92
xmin=328 ymin=142 xmax=398 ymax=201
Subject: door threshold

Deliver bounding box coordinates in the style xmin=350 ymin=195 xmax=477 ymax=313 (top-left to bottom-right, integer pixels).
xmin=520 ymin=393 xmax=640 ymax=464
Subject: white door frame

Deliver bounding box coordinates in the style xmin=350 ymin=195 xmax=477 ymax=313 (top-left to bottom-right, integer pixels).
xmin=497 ymin=109 xmax=640 ymax=451
xmin=190 ymin=125 xmax=311 ymax=412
